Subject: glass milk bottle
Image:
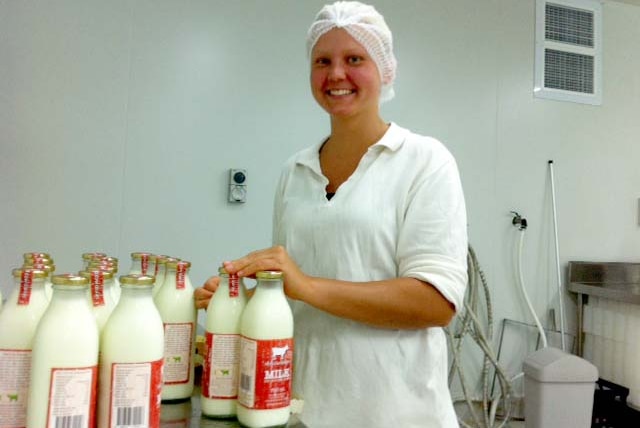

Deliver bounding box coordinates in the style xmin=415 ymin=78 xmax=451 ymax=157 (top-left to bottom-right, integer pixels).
xmin=88 ymin=257 xmax=119 ymax=272
xmin=201 ymin=267 xmax=248 ymax=418
xmin=88 ymin=260 xmax=120 ymax=304
xmin=27 ymin=274 xmax=99 ymax=428
xmin=103 ymin=257 xmax=120 ymax=299
xmin=22 ymin=252 xmax=51 ymax=265
xmin=102 ymin=256 xmax=119 ymax=266
xmin=152 ymin=255 xmax=171 ymax=297
xmin=0 ymin=268 xmax=49 ymax=428
xmin=99 ymin=274 xmax=164 ymax=428
xmin=237 ymin=271 xmax=293 ymax=428
xmin=81 ymin=252 xmax=107 ymax=270
xmin=23 ymin=251 xmax=51 ymax=259
xmin=154 ymin=260 xmax=197 ymax=401
xmin=23 ymin=261 xmax=55 ymax=302
xmin=147 ymin=254 xmax=158 ymax=281
xmin=129 ymin=251 xmax=153 ymax=275
xmin=79 ymin=269 xmax=117 ymax=332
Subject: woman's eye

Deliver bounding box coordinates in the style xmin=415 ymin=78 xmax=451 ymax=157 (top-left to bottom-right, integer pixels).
xmin=348 ymin=56 xmax=363 ymax=64
xmin=314 ymin=58 xmax=329 ymax=66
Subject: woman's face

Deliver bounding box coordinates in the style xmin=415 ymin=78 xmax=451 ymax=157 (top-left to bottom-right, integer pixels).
xmin=310 ymin=28 xmax=381 ymax=118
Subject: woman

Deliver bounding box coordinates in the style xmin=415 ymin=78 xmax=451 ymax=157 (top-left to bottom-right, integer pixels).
xmin=195 ymin=2 xmax=468 ymax=427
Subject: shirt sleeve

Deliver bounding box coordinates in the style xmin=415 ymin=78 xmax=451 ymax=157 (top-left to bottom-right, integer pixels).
xmin=397 ymin=155 xmax=468 ymax=311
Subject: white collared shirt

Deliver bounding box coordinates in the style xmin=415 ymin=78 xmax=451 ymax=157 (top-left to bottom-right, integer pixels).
xmin=273 ymin=122 xmax=467 ymax=428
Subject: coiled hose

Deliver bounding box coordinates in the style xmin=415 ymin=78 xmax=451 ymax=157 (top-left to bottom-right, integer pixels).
xmin=446 ymin=245 xmax=514 ymax=428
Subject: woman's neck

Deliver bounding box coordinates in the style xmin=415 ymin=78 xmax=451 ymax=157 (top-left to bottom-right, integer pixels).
xmin=327 ymin=113 xmax=389 ymax=153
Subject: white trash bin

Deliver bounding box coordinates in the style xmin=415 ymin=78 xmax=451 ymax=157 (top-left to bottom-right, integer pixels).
xmin=523 ymin=347 xmax=598 ymax=428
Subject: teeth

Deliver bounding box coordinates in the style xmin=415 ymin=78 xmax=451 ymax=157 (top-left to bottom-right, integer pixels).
xmin=328 ymin=89 xmax=353 ymax=96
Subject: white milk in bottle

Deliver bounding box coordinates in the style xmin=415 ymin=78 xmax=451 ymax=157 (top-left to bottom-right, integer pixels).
xmin=237 ymin=271 xmax=293 ymax=428
xmin=98 ymin=274 xmax=164 ymax=428
xmin=0 ymin=268 xmax=49 ymax=428
xmin=79 ymin=269 xmax=117 ymax=331
xmin=27 ymin=274 xmax=99 ymax=428
xmin=201 ymin=267 xmax=248 ymax=418
xmin=154 ymin=260 xmax=197 ymax=401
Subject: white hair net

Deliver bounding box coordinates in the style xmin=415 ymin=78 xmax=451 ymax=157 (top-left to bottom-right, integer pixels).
xmin=306 ymin=1 xmax=397 ymax=103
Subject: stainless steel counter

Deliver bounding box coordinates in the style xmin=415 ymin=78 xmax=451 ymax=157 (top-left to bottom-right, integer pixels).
xmin=567 ymin=261 xmax=640 ymax=356
xmin=160 ymin=387 xmax=307 ymax=428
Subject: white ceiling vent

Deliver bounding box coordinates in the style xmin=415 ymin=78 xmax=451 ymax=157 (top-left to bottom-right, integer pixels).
xmin=534 ymin=0 xmax=602 ymax=105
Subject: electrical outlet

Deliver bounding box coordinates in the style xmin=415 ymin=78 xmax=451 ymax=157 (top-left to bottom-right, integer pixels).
xmin=228 ymin=169 xmax=247 ymax=203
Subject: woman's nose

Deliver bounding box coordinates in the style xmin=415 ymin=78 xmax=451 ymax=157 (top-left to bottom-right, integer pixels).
xmin=328 ymin=61 xmax=346 ymax=80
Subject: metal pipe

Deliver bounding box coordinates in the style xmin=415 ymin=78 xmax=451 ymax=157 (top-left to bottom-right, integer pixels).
xmin=549 ymin=160 xmax=567 ymax=352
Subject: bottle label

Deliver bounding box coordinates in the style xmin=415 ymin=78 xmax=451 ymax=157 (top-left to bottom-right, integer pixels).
xmin=90 ymin=271 xmax=105 ymax=306
xmin=45 ymin=365 xmax=98 ymax=428
xmin=238 ymin=337 xmax=293 ymax=410
xmin=18 ymin=270 xmax=34 ymax=305
xmin=162 ymin=323 xmax=193 ymax=384
xmin=229 ymin=274 xmax=239 ymax=298
xmin=0 ymin=349 xmax=31 ymax=427
xmin=202 ymin=332 xmax=241 ymax=399
xmin=141 ymin=254 xmax=150 ymax=275
xmin=175 ymin=264 xmax=186 ymax=290
xmin=109 ymin=359 xmax=163 ymax=428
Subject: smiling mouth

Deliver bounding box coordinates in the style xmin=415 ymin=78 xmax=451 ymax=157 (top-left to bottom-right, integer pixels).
xmin=327 ymin=89 xmax=355 ymax=96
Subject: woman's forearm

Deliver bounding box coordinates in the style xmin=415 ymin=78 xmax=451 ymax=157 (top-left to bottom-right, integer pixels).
xmin=298 ymin=276 xmax=455 ymax=329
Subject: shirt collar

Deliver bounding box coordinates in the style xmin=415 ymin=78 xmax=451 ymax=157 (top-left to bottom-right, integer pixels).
xmin=296 ymin=122 xmax=407 ymax=170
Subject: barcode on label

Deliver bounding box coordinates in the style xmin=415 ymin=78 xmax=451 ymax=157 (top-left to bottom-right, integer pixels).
xmin=54 ymin=415 xmax=84 ymax=428
xmin=116 ymin=406 xmax=144 ymax=427
xmin=240 ymin=373 xmax=252 ymax=391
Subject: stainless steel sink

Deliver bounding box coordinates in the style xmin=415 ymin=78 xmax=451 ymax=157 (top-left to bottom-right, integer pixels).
xmin=567 ymin=261 xmax=640 ymax=356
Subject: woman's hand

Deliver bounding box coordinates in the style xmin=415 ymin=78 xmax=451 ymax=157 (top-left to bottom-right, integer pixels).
xmin=201 ymin=246 xmax=455 ymax=328
xmin=222 ymin=245 xmax=311 ymax=302
xmin=194 ymin=275 xmax=220 ymax=310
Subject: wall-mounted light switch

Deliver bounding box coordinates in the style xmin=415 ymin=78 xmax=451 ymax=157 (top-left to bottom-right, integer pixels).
xmin=228 ymin=168 xmax=247 ymax=203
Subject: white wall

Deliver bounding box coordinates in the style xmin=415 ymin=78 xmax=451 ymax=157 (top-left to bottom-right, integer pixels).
xmin=2 ymin=0 xmax=639 ymax=398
